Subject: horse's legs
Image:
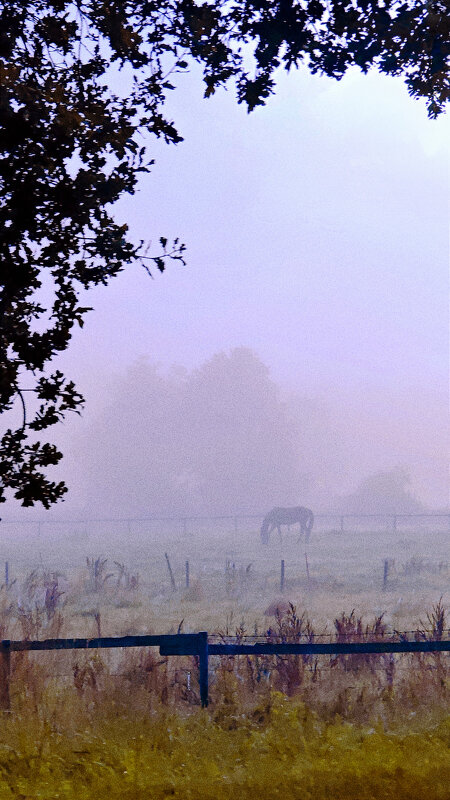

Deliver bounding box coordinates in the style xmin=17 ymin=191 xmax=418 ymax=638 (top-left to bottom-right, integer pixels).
xmin=267 ymin=522 xmax=275 ymax=543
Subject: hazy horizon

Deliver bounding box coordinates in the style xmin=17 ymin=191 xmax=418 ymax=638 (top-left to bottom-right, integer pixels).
xmin=3 ymin=64 xmax=449 ymax=518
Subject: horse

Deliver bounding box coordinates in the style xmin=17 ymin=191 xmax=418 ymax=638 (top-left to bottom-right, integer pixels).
xmin=260 ymin=506 xmax=314 ymax=545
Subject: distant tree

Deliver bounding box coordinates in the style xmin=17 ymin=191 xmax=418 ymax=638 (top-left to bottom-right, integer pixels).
xmin=77 ymin=349 xmax=305 ymax=516
xmin=1 ymin=1 xmax=448 ymax=506
xmin=341 ymin=467 xmax=425 ymax=514
xmin=181 ymin=348 xmax=303 ymax=513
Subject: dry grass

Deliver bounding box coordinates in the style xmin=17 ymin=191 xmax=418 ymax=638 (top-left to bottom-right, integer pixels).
xmin=0 ymin=685 xmax=448 ymax=799
xmin=0 ymin=528 xmax=447 ymax=798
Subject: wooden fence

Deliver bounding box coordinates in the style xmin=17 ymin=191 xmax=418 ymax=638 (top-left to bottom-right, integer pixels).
xmin=1 ymin=632 xmax=449 ymax=709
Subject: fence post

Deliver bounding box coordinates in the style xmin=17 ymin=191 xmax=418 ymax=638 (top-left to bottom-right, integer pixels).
xmin=225 ymin=559 xmax=235 ymax=596
xmin=4 ymin=562 xmax=8 ymax=589
xmin=383 ymin=559 xmax=389 ymax=590
xmin=198 ymin=631 xmax=209 ymax=707
xmin=185 ymin=560 xmax=190 ymax=589
xmin=0 ymin=641 xmax=11 ymax=711
xmin=165 ymin=553 xmax=176 ymax=592
xmin=280 ymin=560 xmax=285 ymax=593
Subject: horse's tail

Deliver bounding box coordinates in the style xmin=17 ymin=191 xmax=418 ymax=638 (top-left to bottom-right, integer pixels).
xmin=261 ymin=516 xmax=271 ymax=544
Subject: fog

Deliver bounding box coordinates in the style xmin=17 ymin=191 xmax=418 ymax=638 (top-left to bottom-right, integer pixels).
xmin=3 ymin=65 xmax=449 ymax=520
xmin=11 ymin=345 xmax=446 ymax=522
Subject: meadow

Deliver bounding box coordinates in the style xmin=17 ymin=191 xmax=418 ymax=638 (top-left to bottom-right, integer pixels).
xmin=1 ymin=517 xmax=448 ymax=634
xmin=0 ymin=519 xmax=448 ymax=798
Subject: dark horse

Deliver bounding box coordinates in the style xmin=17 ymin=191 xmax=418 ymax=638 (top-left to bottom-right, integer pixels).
xmin=261 ymin=506 xmax=314 ymax=544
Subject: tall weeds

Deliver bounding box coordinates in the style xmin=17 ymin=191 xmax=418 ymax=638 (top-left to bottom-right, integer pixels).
xmin=0 ymin=564 xmax=447 ymax=799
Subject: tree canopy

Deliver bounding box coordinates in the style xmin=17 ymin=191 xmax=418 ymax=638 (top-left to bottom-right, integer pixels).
xmin=0 ymin=0 xmax=448 ymax=507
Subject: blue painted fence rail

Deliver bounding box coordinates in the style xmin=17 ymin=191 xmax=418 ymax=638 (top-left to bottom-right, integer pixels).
xmin=1 ymin=633 xmax=449 ymax=708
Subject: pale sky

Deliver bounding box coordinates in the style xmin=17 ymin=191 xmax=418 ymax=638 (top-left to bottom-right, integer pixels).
xmin=67 ymin=66 xmax=448 ymax=387
xmin=14 ymin=63 xmax=450 ymax=510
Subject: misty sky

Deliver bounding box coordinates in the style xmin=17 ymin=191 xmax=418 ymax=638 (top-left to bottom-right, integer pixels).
xmin=73 ymin=66 xmax=449 ymax=387
xmin=12 ymin=63 xmax=450 ymax=512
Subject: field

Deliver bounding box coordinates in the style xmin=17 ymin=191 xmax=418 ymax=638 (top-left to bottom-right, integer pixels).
xmin=0 ymin=520 xmax=448 ymax=798
xmin=1 ymin=517 xmax=448 ymax=634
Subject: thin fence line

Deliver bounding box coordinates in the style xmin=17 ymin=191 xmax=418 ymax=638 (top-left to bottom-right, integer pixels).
xmin=208 ymin=629 xmax=450 ymax=641
xmin=10 ymin=633 xmax=450 ymax=646
xmin=1 ymin=512 xmax=449 ymax=525
xmin=15 ymin=662 xmax=449 ymax=678
xmin=3 ymin=635 xmax=449 ymax=650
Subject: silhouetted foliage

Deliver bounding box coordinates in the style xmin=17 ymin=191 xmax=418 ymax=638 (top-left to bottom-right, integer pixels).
xmin=1 ymin=1 xmax=448 ymax=506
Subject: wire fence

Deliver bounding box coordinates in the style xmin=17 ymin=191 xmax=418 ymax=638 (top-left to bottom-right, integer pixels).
xmin=1 ymin=512 xmax=450 ymax=537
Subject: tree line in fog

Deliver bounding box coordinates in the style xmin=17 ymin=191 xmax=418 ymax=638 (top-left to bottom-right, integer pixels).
xmin=69 ymin=349 xmax=424 ymax=518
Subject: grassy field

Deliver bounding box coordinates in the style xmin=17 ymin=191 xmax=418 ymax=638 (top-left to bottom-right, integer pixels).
xmin=0 ymin=522 xmax=448 ymax=798
xmin=0 ymin=520 xmax=447 ymax=635
xmin=0 ymin=693 xmax=448 ymax=799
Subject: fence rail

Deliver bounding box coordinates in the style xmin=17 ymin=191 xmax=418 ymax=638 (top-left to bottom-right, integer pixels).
xmin=1 ymin=632 xmax=448 ymax=709
xmin=1 ymin=512 xmax=449 ymax=535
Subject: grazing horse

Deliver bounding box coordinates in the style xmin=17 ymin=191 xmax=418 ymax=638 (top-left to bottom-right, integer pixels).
xmin=261 ymin=506 xmax=314 ymax=545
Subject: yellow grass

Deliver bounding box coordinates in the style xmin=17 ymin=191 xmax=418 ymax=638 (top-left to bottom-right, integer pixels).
xmin=0 ymin=693 xmax=448 ymax=799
